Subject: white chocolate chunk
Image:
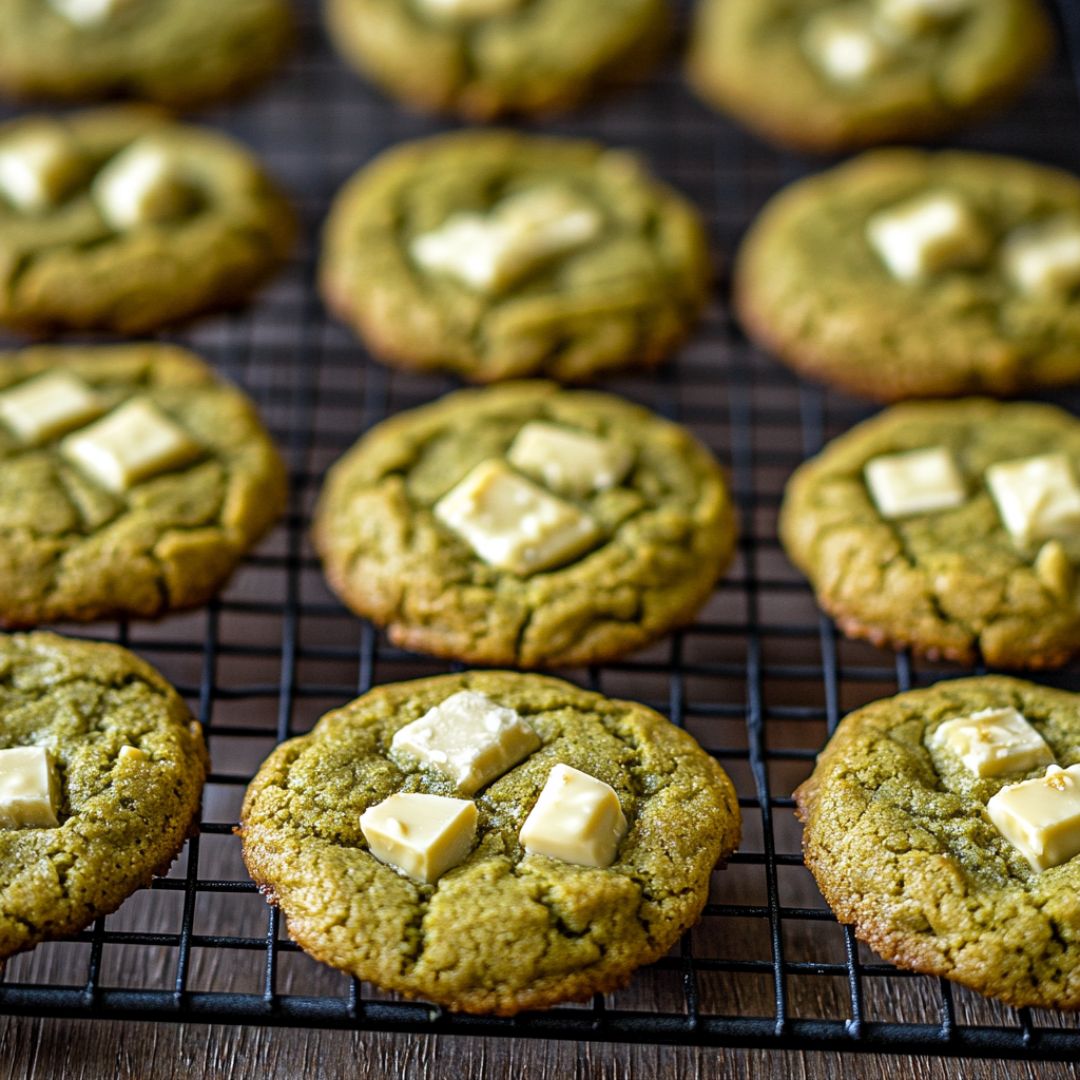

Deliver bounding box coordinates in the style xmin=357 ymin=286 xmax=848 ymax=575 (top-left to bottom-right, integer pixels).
xmin=360 ymin=792 xmax=477 ymax=884
xmin=391 ymin=690 xmax=540 ymax=795
xmin=507 ymin=421 xmax=634 ymax=498
xmin=0 ymin=747 xmax=60 ymax=829
xmin=930 ymin=708 xmax=1053 ymax=779
xmin=802 ymin=9 xmax=890 ymax=84
xmin=520 ymin=764 xmax=628 ymax=868
xmin=1035 ymin=539 xmax=1074 ymax=598
xmin=411 ymin=186 xmax=602 ymax=294
xmin=92 ymin=138 xmax=195 ymax=232
xmin=434 ymin=459 xmax=601 ymax=576
xmin=864 ymin=446 xmax=966 ymax=519
xmin=118 ymin=745 xmax=146 ymax=764
xmin=0 ymin=370 xmax=105 ymax=446
xmin=49 ymin=0 xmax=139 ymax=25
xmin=1002 ymin=219 xmax=1080 ymax=298
xmin=987 ymin=764 xmax=1080 ymax=872
xmin=61 ymin=398 xmax=200 ymax=494
xmin=866 ymin=192 xmax=991 ymax=282
xmin=0 ymin=122 xmax=83 ymax=214
xmin=416 ymin=0 xmax=521 ymax=20
xmin=875 ymin=0 xmax=971 ymax=36
xmin=985 ymin=453 xmax=1080 ymax=545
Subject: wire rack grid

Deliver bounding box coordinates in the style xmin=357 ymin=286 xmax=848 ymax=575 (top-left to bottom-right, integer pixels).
xmin=1 ymin=0 xmax=1080 ymax=1061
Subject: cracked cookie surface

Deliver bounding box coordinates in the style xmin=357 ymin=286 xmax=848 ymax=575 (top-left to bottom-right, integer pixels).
xmin=687 ymin=0 xmax=1049 ymax=153
xmin=240 ymin=670 xmax=740 ymax=1014
xmin=324 ymin=0 xmax=666 ymax=120
xmin=0 ymin=108 xmax=294 ymax=335
xmin=0 ymin=343 xmax=286 ymax=627
xmin=780 ymin=399 xmax=1080 ymax=669
xmin=312 ymin=382 xmax=735 ymax=668
xmin=736 ymin=150 xmax=1080 ymax=401
xmin=0 ymin=0 xmax=291 ymax=109
xmin=318 ymin=130 xmax=710 ymax=382
xmin=795 ymin=676 xmax=1080 ymax=1009
xmin=0 ymin=631 xmax=207 ymax=960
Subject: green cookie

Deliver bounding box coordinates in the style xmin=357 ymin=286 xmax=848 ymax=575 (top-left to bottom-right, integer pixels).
xmin=241 ymin=671 xmax=740 ymax=1015
xmin=319 ymin=130 xmax=711 ymax=383
xmin=0 ymin=108 xmax=294 ymax=335
xmin=0 ymin=0 xmax=291 ymax=109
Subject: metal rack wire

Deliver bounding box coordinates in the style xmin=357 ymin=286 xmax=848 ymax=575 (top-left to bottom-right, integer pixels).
xmin=1 ymin=0 xmax=1079 ymax=1060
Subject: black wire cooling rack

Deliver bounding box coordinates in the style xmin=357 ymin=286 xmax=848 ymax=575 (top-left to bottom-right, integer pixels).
xmin=1 ymin=0 xmax=1080 ymax=1061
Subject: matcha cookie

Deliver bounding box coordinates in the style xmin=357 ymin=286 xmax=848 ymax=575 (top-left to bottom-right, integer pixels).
xmin=319 ymin=130 xmax=710 ymax=382
xmin=796 ymin=676 xmax=1080 ymax=1009
xmin=0 ymin=108 xmax=294 ymax=335
xmin=686 ymin=0 xmax=1050 ymax=154
xmin=0 ymin=631 xmax=207 ymax=960
xmin=0 ymin=343 xmax=287 ymax=627
xmin=241 ymin=671 xmax=740 ymax=1014
xmin=313 ymin=382 xmax=735 ymax=668
xmin=736 ymin=149 xmax=1080 ymax=401
xmin=781 ymin=399 xmax=1080 ymax=669
xmin=0 ymin=0 xmax=291 ymax=109
xmin=324 ymin=0 xmax=667 ymax=120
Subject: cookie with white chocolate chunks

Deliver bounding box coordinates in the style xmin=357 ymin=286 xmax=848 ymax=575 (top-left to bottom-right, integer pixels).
xmin=735 ymin=149 xmax=1080 ymax=401
xmin=318 ymin=130 xmax=710 ymax=382
xmin=0 ymin=108 xmax=294 ymax=335
xmin=324 ymin=0 xmax=667 ymax=120
xmin=312 ymin=381 xmax=736 ymax=668
xmin=795 ymin=676 xmax=1080 ymax=1009
xmin=686 ymin=0 xmax=1050 ymax=153
xmin=240 ymin=671 xmax=740 ymax=1014
xmin=0 ymin=343 xmax=286 ymax=627
xmin=0 ymin=631 xmax=207 ymax=960
xmin=780 ymin=398 xmax=1080 ymax=669
xmin=0 ymin=0 xmax=291 ymax=109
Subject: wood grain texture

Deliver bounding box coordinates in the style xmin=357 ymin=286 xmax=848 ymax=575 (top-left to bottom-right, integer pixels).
xmin=1 ymin=1020 xmax=1079 ymax=1080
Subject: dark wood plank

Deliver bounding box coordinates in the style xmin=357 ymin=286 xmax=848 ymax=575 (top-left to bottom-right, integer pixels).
xmin=1 ymin=1020 xmax=1078 ymax=1080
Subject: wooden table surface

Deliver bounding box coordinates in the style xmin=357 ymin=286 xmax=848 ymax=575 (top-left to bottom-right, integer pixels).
xmin=2 ymin=1018 xmax=1078 ymax=1079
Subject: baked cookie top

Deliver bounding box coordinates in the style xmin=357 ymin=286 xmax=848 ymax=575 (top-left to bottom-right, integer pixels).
xmin=240 ymin=671 xmax=740 ymax=1014
xmin=0 ymin=631 xmax=207 ymax=960
xmin=313 ymin=382 xmax=735 ymax=668
xmin=687 ymin=0 xmax=1049 ymax=153
xmin=0 ymin=343 xmax=286 ymax=627
xmin=780 ymin=399 xmax=1080 ymax=669
xmin=319 ymin=130 xmax=710 ymax=382
xmin=324 ymin=0 xmax=666 ymax=120
xmin=796 ymin=676 xmax=1080 ymax=1009
xmin=0 ymin=108 xmax=294 ymax=335
xmin=736 ymin=150 xmax=1080 ymax=401
xmin=0 ymin=0 xmax=291 ymax=109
